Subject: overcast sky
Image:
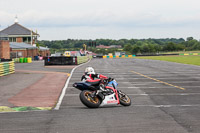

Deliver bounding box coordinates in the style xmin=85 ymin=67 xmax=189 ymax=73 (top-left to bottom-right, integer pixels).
xmin=0 ymin=0 xmax=200 ymax=40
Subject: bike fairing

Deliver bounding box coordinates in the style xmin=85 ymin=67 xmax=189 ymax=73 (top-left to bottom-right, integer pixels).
xmin=73 ymin=68 xmax=131 ymax=108
xmin=73 ymin=78 xmax=131 ymax=108
xmin=106 ymin=80 xmax=119 ymax=104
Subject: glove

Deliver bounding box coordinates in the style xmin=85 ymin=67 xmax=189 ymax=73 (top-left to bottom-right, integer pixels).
xmin=108 ymin=77 xmax=113 ymax=82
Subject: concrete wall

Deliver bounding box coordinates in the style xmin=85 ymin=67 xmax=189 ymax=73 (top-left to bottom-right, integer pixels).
xmin=0 ymin=40 xmax=10 ymax=59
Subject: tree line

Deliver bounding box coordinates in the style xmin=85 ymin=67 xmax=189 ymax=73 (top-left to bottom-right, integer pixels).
xmin=38 ymin=37 xmax=200 ymax=55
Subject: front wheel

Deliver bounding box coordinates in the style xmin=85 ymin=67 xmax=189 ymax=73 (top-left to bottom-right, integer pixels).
xmin=118 ymin=91 xmax=131 ymax=106
xmin=79 ymin=90 xmax=101 ymax=108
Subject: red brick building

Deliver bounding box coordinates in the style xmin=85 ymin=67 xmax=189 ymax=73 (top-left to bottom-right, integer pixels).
xmin=9 ymin=42 xmax=50 ymax=59
xmin=9 ymin=42 xmax=38 ymax=58
xmin=39 ymin=46 xmax=50 ymax=57
xmin=0 ymin=20 xmax=50 ymax=59
xmin=0 ymin=40 xmax=10 ymax=59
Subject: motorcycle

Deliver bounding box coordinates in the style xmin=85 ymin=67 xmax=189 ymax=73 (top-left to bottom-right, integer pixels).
xmin=73 ymin=78 xmax=131 ymax=108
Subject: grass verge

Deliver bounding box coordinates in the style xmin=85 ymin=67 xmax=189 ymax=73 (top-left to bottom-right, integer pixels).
xmin=136 ymin=56 xmax=200 ymax=66
xmin=0 ymin=106 xmax=52 ymax=112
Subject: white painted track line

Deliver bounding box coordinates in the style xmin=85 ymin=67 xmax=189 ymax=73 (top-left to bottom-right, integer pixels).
xmin=65 ymin=93 xmax=200 ymax=97
xmin=59 ymin=104 xmax=200 ymax=108
xmin=54 ymin=59 xmax=91 ymax=110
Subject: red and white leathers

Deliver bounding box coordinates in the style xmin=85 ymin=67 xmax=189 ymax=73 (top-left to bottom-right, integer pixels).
xmin=81 ymin=72 xmax=108 ymax=83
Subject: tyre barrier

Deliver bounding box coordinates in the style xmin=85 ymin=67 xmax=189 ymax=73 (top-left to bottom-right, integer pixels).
xmin=27 ymin=57 xmax=32 ymax=63
xmin=44 ymin=56 xmax=92 ymax=66
xmin=44 ymin=56 xmax=76 ymax=65
xmin=0 ymin=61 xmax=15 ymax=77
xmin=13 ymin=58 xmax=20 ymax=63
xmin=103 ymin=55 xmax=136 ymax=59
xmin=13 ymin=57 xmax=32 ymax=63
xmin=179 ymin=53 xmax=200 ymax=56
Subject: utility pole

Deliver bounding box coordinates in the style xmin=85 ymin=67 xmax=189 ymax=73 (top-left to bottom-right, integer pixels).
xmin=31 ymin=30 xmax=33 ymax=45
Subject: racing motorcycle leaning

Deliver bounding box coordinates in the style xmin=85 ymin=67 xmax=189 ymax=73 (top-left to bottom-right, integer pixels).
xmin=73 ymin=78 xmax=131 ymax=108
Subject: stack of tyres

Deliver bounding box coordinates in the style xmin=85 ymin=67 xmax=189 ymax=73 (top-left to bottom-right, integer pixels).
xmin=27 ymin=57 xmax=32 ymax=63
xmin=19 ymin=58 xmax=24 ymax=63
xmin=0 ymin=61 xmax=15 ymax=76
xmin=3 ymin=63 xmax=9 ymax=75
xmin=18 ymin=57 xmax=32 ymax=63
xmin=9 ymin=61 xmax=15 ymax=74
xmin=24 ymin=58 xmax=28 ymax=63
xmin=14 ymin=58 xmax=20 ymax=63
xmin=0 ymin=63 xmax=4 ymax=76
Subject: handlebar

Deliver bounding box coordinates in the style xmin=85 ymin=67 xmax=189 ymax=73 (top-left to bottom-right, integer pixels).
xmin=100 ymin=77 xmax=114 ymax=84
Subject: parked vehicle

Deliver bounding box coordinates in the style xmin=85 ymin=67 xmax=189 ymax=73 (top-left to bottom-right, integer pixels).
xmin=73 ymin=78 xmax=131 ymax=108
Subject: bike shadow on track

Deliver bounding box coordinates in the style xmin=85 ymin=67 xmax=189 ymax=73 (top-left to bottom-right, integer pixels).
xmin=61 ymin=105 xmax=128 ymax=110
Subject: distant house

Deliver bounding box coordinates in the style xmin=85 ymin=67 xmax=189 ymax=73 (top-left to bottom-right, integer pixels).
xmin=0 ymin=22 xmax=39 ymax=45
xmin=96 ymin=45 xmax=122 ymax=49
xmin=109 ymin=45 xmax=122 ymax=48
xmin=96 ymin=45 xmax=110 ymax=49
xmin=0 ymin=19 xmax=50 ymax=59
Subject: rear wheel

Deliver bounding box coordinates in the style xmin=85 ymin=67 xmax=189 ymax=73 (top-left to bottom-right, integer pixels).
xmin=118 ymin=91 xmax=131 ymax=106
xmin=79 ymin=90 xmax=101 ymax=108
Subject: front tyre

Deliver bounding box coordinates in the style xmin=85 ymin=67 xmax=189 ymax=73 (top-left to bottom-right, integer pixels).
xmin=79 ymin=90 xmax=101 ymax=108
xmin=118 ymin=91 xmax=131 ymax=106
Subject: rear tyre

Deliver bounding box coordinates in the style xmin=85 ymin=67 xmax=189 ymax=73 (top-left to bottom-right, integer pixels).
xmin=79 ymin=90 xmax=101 ymax=108
xmin=118 ymin=91 xmax=131 ymax=106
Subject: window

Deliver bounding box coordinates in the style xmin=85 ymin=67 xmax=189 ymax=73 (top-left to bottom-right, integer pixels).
xmin=28 ymin=37 xmax=31 ymax=42
xmin=22 ymin=37 xmax=31 ymax=43
xmin=23 ymin=37 xmax=28 ymax=42
xmin=9 ymin=37 xmax=16 ymax=42
xmin=0 ymin=37 xmax=8 ymax=40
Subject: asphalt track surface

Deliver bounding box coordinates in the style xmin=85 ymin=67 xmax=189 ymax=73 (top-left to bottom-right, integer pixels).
xmin=1 ymin=58 xmax=200 ymax=133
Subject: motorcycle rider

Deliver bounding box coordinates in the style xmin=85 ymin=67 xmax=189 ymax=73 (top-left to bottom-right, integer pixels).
xmin=81 ymin=67 xmax=110 ymax=91
xmin=81 ymin=67 xmax=107 ymax=82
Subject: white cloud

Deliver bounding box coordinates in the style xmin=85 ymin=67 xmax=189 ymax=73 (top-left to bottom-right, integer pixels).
xmin=0 ymin=0 xmax=200 ymax=39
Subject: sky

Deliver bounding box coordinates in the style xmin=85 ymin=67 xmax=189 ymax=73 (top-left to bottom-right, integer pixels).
xmin=0 ymin=0 xmax=200 ymax=40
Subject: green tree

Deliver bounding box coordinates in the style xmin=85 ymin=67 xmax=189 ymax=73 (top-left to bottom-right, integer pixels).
xmin=163 ymin=42 xmax=176 ymax=51
xmin=186 ymin=37 xmax=194 ymax=41
xmin=141 ymin=43 xmax=150 ymax=53
xmin=123 ymin=43 xmax=132 ymax=52
xmin=132 ymin=45 xmax=140 ymax=55
xmin=154 ymin=44 xmax=161 ymax=53
xmin=51 ymin=43 xmax=62 ymax=49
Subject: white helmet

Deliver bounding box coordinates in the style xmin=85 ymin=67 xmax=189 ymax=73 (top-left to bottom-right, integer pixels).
xmin=85 ymin=67 xmax=95 ymax=74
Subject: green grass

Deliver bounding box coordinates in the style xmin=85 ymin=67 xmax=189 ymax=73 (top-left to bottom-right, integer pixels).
xmin=160 ymin=51 xmax=200 ymax=54
xmin=136 ymin=56 xmax=200 ymax=66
